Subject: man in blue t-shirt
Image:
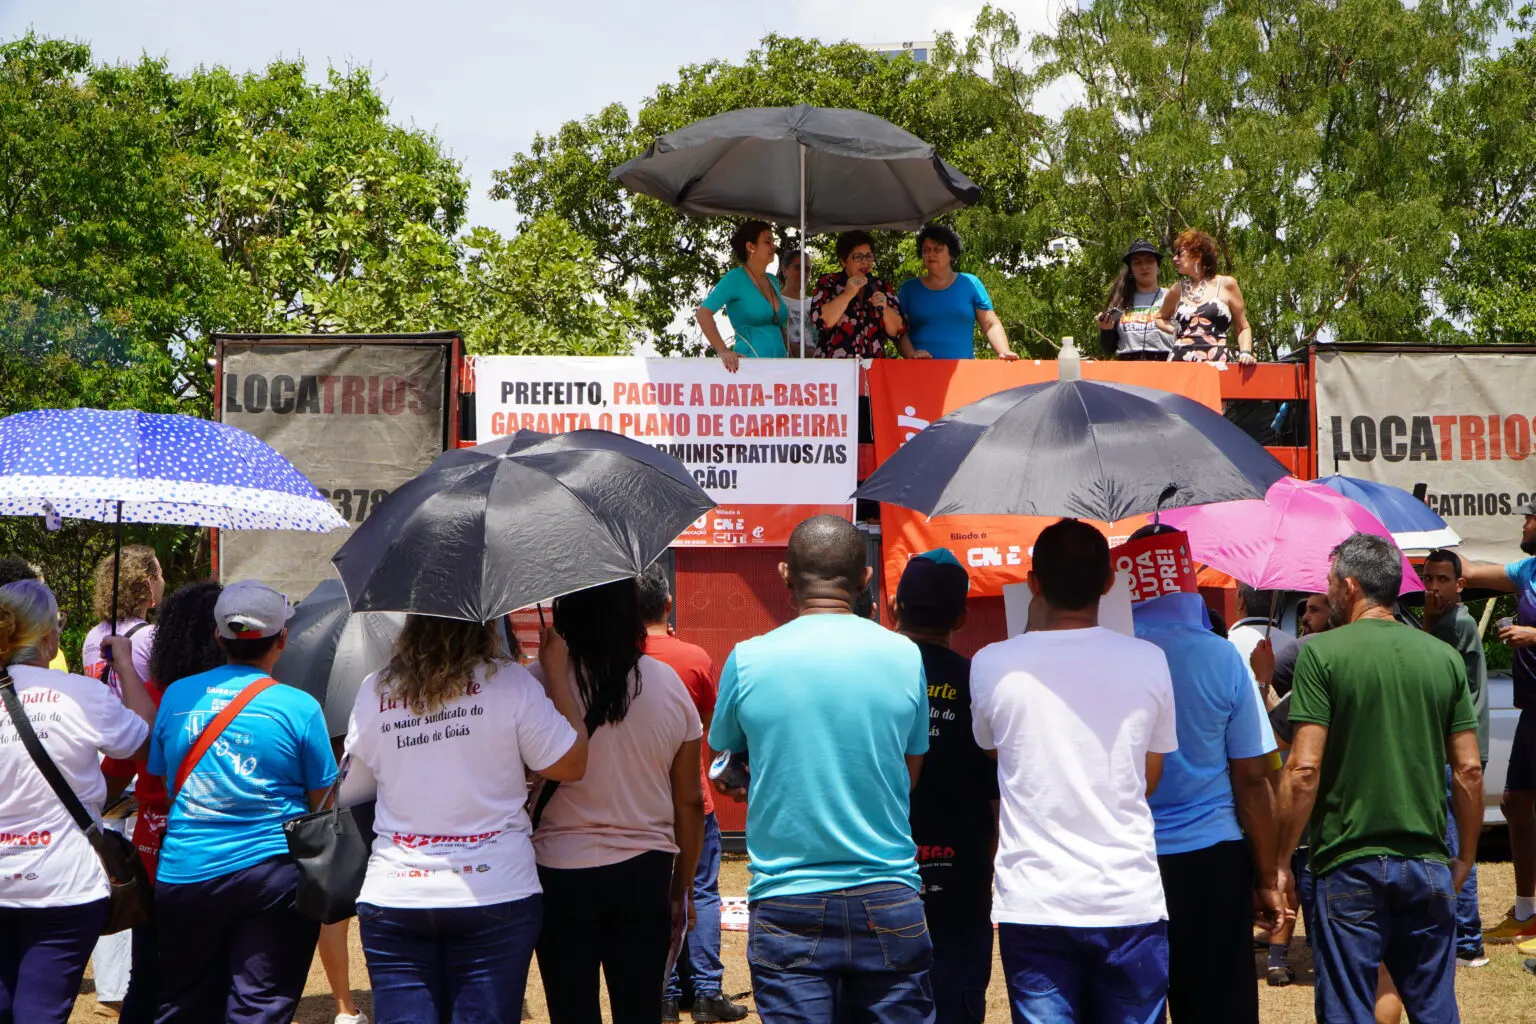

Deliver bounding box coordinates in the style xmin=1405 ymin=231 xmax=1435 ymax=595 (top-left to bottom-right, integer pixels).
xmin=1464 ymin=503 xmax=1536 ymax=945
xmin=1133 ymin=588 xmax=1279 ymax=1023
xmin=711 ymin=515 xmax=933 ymax=1024
xmin=148 ymin=580 xmax=338 ymax=1024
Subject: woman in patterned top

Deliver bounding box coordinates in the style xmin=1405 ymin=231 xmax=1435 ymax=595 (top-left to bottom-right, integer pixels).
xmin=810 ymin=231 xmax=913 ymax=359
xmin=1154 ymin=229 xmax=1257 ymax=365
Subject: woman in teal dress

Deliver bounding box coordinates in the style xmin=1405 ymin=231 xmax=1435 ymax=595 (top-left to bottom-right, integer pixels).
xmin=697 ymin=220 xmax=786 ymax=372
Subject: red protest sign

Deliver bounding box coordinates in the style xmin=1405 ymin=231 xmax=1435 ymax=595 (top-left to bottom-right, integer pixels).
xmin=1112 ymin=531 xmax=1199 ymax=605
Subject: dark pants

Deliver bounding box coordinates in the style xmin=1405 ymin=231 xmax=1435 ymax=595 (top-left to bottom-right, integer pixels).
xmin=928 ymin=919 xmax=993 ymax=1024
xmin=119 ymin=916 xmax=159 ymax=1024
xmin=1157 ymin=839 xmax=1257 ymax=1024
xmin=1311 ymin=856 xmax=1459 ymax=1024
xmin=997 ymin=921 xmax=1167 ymax=1024
xmin=537 ymin=850 xmax=674 ymax=1024
xmin=153 ymin=856 xmax=320 ymax=1024
xmin=1445 ymin=764 xmax=1484 ymax=958
xmin=666 ymin=812 xmax=726 ymax=1001
xmin=359 ymin=895 xmax=542 ymax=1024
xmin=0 ymin=898 xmax=109 ymax=1024
xmin=747 ymin=882 xmax=934 ymax=1024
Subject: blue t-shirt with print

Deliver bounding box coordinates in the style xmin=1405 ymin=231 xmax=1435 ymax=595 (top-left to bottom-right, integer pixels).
xmin=1134 ymin=593 xmax=1276 ymax=855
xmin=149 ymin=664 xmax=338 ymax=884
xmin=1509 ymin=557 xmax=1536 ymax=709
xmin=709 ymin=614 xmax=929 ymax=900
xmin=897 ymin=273 xmax=994 ymax=359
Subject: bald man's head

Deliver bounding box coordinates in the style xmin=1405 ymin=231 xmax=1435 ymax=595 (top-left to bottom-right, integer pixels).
xmin=785 ymin=515 xmax=867 ymax=598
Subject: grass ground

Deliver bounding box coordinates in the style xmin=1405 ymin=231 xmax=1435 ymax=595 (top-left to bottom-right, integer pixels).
xmin=71 ymin=854 xmax=1536 ymax=1023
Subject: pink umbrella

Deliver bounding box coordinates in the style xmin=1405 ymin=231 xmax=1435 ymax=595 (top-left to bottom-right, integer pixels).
xmin=1160 ymin=477 xmax=1424 ymax=596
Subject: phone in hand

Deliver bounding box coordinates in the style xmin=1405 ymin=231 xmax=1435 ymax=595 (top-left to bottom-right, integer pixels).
xmin=1104 ymin=306 xmax=1124 ymax=325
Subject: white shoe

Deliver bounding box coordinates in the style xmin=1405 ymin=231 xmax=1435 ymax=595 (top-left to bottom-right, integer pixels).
xmin=1457 ymin=953 xmax=1490 ymax=968
xmin=336 ymin=1014 xmax=369 ymax=1024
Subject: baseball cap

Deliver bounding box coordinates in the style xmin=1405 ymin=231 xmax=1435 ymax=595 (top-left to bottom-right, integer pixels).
xmin=896 ymin=548 xmax=970 ymax=632
xmin=215 ymin=580 xmax=294 ymax=640
xmin=1122 ymin=239 xmax=1162 ymax=265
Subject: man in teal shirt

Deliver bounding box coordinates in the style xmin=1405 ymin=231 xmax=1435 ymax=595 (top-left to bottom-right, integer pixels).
xmin=711 ymin=515 xmax=932 ymax=1023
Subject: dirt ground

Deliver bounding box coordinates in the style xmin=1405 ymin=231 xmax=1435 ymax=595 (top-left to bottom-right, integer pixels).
xmin=71 ymin=855 xmax=1536 ymax=1023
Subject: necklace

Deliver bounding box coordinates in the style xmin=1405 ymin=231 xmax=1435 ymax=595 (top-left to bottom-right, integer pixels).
xmin=746 ymin=266 xmax=781 ymax=325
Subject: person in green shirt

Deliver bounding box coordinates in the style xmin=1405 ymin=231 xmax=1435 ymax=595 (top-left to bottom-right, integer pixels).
xmin=1276 ymin=532 xmax=1482 ymax=1024
xmin=697 ymin=220 xmax=787 ymax=370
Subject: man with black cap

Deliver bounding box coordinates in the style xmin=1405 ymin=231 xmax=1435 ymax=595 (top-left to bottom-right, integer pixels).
xmin=149 ymin=580 xmax=339 ymax=1024
xmin=1096 ymin=239 xmax=1174 ymax=360
xmin=896 ymin=549 xmax=998 ymax=1024
xmin=1461 ymin=502 xmax=1536 ymax=945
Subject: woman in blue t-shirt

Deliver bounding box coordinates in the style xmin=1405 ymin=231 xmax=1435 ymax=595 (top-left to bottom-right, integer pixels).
xmin=896 ymin=225 xmax=1019 ymax=361
xmin=697 ymin=220 xmax=786 ymax=372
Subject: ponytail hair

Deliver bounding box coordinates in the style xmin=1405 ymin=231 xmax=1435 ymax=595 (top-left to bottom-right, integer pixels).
xmin=0 ymin=580 xmax=59 ymax=668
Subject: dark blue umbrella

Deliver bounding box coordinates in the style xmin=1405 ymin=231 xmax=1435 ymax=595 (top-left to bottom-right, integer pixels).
xmin=1312 ymin=474 xmax=1459 ymax=551
xmin=854 ymin=378 xmax=1291 ymax=522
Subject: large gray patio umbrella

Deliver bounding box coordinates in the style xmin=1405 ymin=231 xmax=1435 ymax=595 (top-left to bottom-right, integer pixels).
xmin=611 ymin=104 xmax=981 ymax=354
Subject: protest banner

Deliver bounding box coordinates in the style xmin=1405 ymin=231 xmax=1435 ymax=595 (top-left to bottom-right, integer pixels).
xmin=1112 ymin=530 xmax=1199 ymax=604
xmin=1315 ymin=345 xmax=1536 ymax=562
xmin=473 ymin=356 xmax=859 ymax=546
xmin=216 ymin=335 xmax=456 ymax=596
xmin=867 ymin=360 xmax=1223 ymax=598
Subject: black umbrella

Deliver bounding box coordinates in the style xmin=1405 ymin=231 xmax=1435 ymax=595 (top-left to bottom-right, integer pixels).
xmin=331 ymin=430 xmax=715 ymax=621
xmin=272 ymin=578 xmax=404 ymax=738
xmin=853 ymin=377 xmax=1292 ymax=522
xmin=612 ymin=104 xmax=980 ymax=354
xmin=611 ymin=105 xmax=979 ymax=233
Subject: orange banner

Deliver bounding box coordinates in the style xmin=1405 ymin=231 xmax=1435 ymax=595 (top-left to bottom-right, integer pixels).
xmin=675 ymin=503 xmax=855 ymax=547
xmin=868 ymin=361 xmax=1224 ymax=598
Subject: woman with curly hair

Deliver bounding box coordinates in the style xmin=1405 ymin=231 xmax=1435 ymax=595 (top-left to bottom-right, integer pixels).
xmin=344 ymin=616 xmax=588 ymax=1024
xmin=82 ymin=545 xmax=164 ymax=690
xmin=533 ymin=579 xmax=705 ymax=1024
xmin=112 ymin=580 xmax=223 ymax=1024
xmin=1154 ymin=229 xmax=1257 ymax=365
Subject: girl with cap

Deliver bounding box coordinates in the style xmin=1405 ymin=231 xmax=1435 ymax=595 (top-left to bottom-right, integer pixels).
xmin=1096 ymin=240 xmax=1175 ymax=361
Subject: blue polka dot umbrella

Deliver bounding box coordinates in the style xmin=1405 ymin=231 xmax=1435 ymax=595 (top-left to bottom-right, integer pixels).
xmin=0 ymin=408 xmax=347 ymax=532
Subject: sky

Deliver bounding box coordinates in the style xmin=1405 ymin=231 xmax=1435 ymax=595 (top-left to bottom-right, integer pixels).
xmin=1 ymin=0 xmax=1070 ymax=236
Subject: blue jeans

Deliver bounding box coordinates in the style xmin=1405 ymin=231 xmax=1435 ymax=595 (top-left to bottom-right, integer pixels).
xmin=928 ymin=919 xmax=993 ymax=1024
xmin=358 ymin=895 xmax=542 ymax=1024
xmin=666 ymin=812 xmax=725 ymax=1000
xmin=1444 ymin=765 xmax=1483 ymax=957
xmin=997 ymin=922 xmax=1167 ymax=1024
xmin=0 ymin=898 xmax=109 ymax=1024
xmin=748 ymin=882 xmax=935 ymax=1024
xmin=1311 ymin=856 xmax=1459 ymax=1024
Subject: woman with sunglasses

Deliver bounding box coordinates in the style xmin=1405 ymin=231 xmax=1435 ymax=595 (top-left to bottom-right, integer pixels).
xmin=697 ymin=220 xmax=786 ymax=373
xmin=810 ymin=231 xmax=911 ymax=358
xmin=1154 ymin=230 xmax=1257 ymax=365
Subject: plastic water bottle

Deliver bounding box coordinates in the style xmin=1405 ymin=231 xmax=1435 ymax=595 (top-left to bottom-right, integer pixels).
xmin=1059 ymin=336 xmax=1082 ymax=381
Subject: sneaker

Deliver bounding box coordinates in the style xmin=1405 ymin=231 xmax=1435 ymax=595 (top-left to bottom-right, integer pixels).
xmin=1525 ymin=958 xmax=1536 ymax=978
xmin=1484 ymin=908 xmax=1536 ymax=944
xmin=335 ymin=1015 xmax=368 ymax=1024
xmin=1458 ymin=951 xmax=1491 ymax=968
xmin=1266 ymin=965 xmax=1296 ymax=987
xmin=662 ymin=998 xmax=682 ymax=1023
xmin=691 ymin=993 xmax=750 ymax=1022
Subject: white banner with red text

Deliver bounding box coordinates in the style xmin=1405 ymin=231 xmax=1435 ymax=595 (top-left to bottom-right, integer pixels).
xmin=473 ymin=356 xmax=858 ymax=546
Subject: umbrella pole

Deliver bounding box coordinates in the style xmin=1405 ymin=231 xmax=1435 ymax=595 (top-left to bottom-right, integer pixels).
xmin=799 ymin=142 xmax=807 ymax=359
xmin=109 ymin=500 xmax=123 ymax=637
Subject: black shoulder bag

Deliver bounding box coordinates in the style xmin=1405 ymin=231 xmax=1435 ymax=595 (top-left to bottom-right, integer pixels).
xmin=529 ymin=701 xmax=605 ymax=830
xmin=283 ymin=758 xmax=377 ymax=925
xmin=0 ymin=668 xmax=152 ymax=935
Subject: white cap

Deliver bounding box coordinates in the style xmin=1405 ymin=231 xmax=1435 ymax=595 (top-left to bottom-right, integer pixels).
xmin=215 ymin=580 xmax=294 ymax=640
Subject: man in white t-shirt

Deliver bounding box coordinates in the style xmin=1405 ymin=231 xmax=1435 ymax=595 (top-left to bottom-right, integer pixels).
xmin=1227 ymin=583 xmax=1297 ymax=691
xmin=971 ymin=519 xmax=1178 ymax=1022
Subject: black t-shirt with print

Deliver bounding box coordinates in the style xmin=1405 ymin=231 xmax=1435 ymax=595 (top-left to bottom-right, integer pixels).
xmin=908 ymin=641 xmax=999 ymax=922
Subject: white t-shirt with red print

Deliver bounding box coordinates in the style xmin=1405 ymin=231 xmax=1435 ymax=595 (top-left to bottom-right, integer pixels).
xmin=344 ymin=659 xmax=576 ymax=910
xmin=0 ymin=665 xmax=149 ymax=907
